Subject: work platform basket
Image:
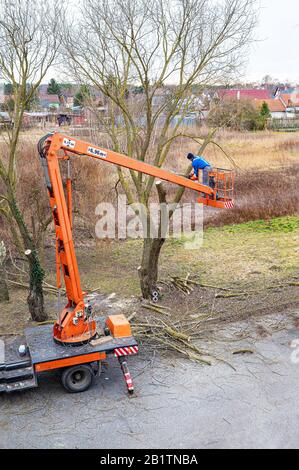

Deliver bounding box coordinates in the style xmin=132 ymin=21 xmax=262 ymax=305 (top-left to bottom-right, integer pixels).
xmin=197 ymin=168 xmax=235 ymax=209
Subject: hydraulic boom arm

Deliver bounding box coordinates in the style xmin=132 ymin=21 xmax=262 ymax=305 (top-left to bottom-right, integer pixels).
xmin=38 ymin=132 xmax=234 ymax=345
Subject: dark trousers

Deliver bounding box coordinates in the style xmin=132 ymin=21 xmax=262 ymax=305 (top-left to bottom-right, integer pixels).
xmin=202 ymin=166 xmax=212 ymax=186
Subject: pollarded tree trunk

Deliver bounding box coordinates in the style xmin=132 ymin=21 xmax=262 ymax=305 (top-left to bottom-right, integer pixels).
xmin=138 ymin=237 xmax=165 ymax=299
xmin=0 ymin=241 xmax=9 ymax=302
xmin=0 ymin=266 xmax=9 ymax=302
xmin=138 ymin=181 xmax=168 ymax=300
xmin=137 ymin=135 xmax=216 ymax=301
xmin=27 ymin=251 xmax=46 ymax=322
xmin=6 ymin=183 xmax=47 ymax=322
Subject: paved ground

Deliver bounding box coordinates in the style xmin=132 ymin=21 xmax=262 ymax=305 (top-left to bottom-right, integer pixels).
xmin=0 ymin=311 xmax=299 ymax=449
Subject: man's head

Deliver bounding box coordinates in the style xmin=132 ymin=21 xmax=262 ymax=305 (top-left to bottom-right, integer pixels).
xmin=187 ymin=153 xmax=195 ymax=161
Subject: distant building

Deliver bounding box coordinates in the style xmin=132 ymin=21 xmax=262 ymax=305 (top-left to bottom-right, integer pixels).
xmin=152 ymin=88 xmax=171 ymax=109
xmin=0 ymin=111 xmax=13 ymax=126
xmin=253 ymin=98 xmax=294 ymax=119
xmin=65 ymin=95 xmax=74 ymax=108
xmin=216 ymin=88 xmax=272 ymax=101
xmin=274 ymin=87 xmax=296 ymax=98
xmin=0 ymin=84 xmax=5 ymax=105
xmin=38 ymin=84 xmax=49 ymax=95
xmin=279 ymin=92 xmax=299 ymax=113
xmin=38 ymin=84 xmax=76 ymax=110
xmin=39 ymin=93 xmax=60 ymax=110
xmin=23 ymin=111 xmax=56 ymax=128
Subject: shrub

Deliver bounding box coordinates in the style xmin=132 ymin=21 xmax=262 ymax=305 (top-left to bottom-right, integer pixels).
xmin=208 ymin=99 xmax=265 ymax=131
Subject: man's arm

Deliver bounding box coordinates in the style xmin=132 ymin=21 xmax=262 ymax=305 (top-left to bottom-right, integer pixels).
xmin=188 ymin=161 xmax=195 ymax=179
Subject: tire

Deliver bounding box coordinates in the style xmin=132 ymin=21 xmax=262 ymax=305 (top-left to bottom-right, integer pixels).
xmin=61 ymin=364 xmax=93 ymax=393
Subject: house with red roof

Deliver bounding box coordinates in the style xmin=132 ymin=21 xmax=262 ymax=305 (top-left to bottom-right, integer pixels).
xmin=39 ymin=93 xmax=60 ymax=110
xmin=217 ymin=88 xmax=272 ymax=101
xmin=253 ymin=98 xmax=292 ymax=119
xmin=279 ymin=92 xmax=299 ymax=112
xmin=214 ymin=88 xmax=296 ymax=119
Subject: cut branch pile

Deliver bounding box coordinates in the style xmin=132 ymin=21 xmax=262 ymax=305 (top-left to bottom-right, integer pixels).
xmin=131 ymin=272 xmax=294 ymax=367
xmin=131 ymin=314 xmax=214 ymax=366
xmin=5 ymin=261 xmax=297 ymax=368
xmin=159 ymin=274 xmax=243 ymax=296
xmin=132 ymin=296 xmax=237 ymax=369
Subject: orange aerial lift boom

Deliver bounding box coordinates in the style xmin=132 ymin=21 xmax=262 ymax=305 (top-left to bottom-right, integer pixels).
xmin=0 ymin=133 xmax=234 ymax=395
xmin=38 ymin=132 xmax=235 ymax=346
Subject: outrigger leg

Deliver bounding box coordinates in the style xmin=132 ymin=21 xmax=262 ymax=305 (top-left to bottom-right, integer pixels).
xmin=118 ymin=357 xmax=134 ymax=395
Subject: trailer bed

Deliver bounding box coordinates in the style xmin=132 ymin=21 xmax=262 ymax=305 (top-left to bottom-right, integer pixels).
xmin=26 ymin=319 xmax=138 ymax=366
xmin=0 ymin=317 xmax=138 ymax=393
xmin=0 ymin=337 xmax=37 ymax=393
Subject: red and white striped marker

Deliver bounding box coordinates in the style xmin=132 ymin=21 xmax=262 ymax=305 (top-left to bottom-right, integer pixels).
xmin=118 ymin=358 xmax=134 ymax=394
xmin=114 ymin=346 xmax=139 ymax=357
xmin=225 ymin=201 xmax=234 ymax=209
xmin=124 ymin=371 xmax=134 ymax=392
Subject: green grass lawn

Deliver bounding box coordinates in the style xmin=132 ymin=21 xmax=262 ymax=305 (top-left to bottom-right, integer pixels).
xmin=73 ymin=216 xmax=299 ymax=297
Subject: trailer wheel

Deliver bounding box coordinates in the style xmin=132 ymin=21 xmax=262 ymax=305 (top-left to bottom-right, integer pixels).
xmin=61 ymin=364 xmax=93 ymax=393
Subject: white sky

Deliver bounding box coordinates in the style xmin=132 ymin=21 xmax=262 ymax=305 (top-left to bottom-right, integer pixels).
xmin=246 ymin=0 xmax=299 ymax=83
xmin=10 ymin=0 xmax=299 ymax=86
xmin=53 ymin=0 xmax=299 ymax=85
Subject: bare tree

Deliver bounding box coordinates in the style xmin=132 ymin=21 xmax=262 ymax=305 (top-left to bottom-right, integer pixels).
xmin=0 ymin=0 xmax=65 ymax=321
xmin=63 ymin=0 xmax=257 ymax=299
xmin=0 ymin=241 xmax=9 ymax=301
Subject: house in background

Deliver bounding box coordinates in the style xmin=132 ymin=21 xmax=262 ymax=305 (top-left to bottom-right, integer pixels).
xmin=39 ymin=92 xmax=60 ymax=110
xmin=0 ymin=111 xmax=13 ymax=127
xmin=216 ymin=88 xmax=272 ymax=101
xmin=23 ymin=111 xmax=57 ymax=128
xmin=274 ymin=87 xmax=297 ymax=98
xmin=278 ymin=92 xmax=299 ymax=113
xmin=253 ymin=98 xmax=293 ymax=119
xmin=152 ymin=87 xmax=172 ymax=110
xmin=38 ymin=83 xmax=77 ymax=110
xmin=65 ymin=93 xmax=75 ymax=109
xmin=213 ymin=87 xmax=297 ymax=120
xmin=0 ymin=84 xmax=5 ymax=106
xmin=38 ymin=84 xmax=49 ymax=95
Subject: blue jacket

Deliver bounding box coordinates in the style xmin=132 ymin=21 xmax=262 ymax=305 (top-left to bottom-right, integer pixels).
xmin=192 ymin=157 xmax=211 ymax=177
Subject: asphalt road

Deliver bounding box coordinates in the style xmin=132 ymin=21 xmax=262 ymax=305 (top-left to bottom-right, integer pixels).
xmin=0 ymin=311 xmax=299 ymax=449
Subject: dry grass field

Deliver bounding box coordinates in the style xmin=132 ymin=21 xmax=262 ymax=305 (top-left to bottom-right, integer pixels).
xmin=151 ymin=128 xmax=299 ymax=226
xmin=205 ymin=129 xmax=299 ymax=170
xmin=155 ymin=128 xmax=299 ymax=171
xmin=7 ymin=126 xmax=299 ymax=172
xmin=1 ymin=126 xmax=299 ymax=240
